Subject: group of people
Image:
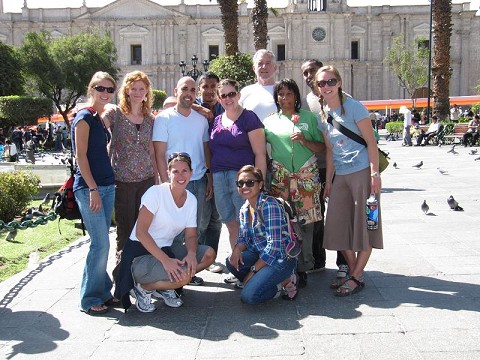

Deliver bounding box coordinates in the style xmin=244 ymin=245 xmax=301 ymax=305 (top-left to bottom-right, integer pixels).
xmin=72 ymin=49 xmax=383 ymax=315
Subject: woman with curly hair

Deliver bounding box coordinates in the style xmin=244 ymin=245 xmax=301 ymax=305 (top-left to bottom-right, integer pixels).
xmin=103 ymin=71 xmax=158 ymax=279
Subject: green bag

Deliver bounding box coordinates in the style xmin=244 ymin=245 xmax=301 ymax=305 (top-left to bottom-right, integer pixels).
xmin=378 ymin=148 xmax=390 ymax=173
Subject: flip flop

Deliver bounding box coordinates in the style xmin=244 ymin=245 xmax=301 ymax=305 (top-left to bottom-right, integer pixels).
xmin=335 ymin=276 xmax=365 ymax=297
xmin=82 ymin=305 xmax=109 ymax=316
xmin=104 ymin=298 xmax=122 ymax=308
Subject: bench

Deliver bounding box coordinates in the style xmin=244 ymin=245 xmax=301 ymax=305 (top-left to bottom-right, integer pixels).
xmin=443 ymin=124 xmax=469 ymax=145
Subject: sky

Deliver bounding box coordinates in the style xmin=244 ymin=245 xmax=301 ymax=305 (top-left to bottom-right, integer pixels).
xmin=4 ymin=0 xmax=480 ymax=13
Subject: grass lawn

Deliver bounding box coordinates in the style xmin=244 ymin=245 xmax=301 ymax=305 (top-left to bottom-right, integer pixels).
xmin=0 ymin=201 xmax=85 ymax=282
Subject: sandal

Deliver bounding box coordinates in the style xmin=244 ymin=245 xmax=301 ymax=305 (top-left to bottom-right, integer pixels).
xmin=330 ymin=275 xmax=350 ymax=289
xmin=335 ymin=276 xmax=365 ymax=297
xmin=282 ymin=273 xmax=299 ymax=301
xmin=104 ymin=297 xmax=122 ymax=308
xmin=82 ymin=304 xmax=109 ymax=316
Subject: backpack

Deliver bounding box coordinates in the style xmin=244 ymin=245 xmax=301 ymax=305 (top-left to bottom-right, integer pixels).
xmin=256 ymin=195 xmax=302 ymax=259
xmin=52 ymin=174 xmax=82 ymax=221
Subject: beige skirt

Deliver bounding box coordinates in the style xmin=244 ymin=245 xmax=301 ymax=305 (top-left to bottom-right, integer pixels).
xmin=323 ymin=167 xmax=383 ymax=252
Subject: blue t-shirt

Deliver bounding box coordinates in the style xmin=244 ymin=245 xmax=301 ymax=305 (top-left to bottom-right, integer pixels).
xmin=318 ymin=97 xmax=370 ymax=175
xmin=71 ymin=108 xmax=115 ymax=192
xmin=209 ymin=109 xmax=264 ymax=173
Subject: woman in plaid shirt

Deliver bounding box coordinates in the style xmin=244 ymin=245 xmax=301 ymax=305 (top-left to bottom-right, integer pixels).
xmin=225 ymin=165 xmax=299 ymax=303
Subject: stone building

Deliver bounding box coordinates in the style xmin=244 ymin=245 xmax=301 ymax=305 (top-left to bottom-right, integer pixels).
xmin=0 ymin=0 xmax=478 ymax=100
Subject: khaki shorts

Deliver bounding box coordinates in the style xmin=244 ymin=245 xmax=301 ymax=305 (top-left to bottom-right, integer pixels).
xmin=131 ymin=243 xmax=209 ymax=284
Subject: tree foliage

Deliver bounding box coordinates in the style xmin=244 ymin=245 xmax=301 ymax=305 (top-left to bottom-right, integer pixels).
xmin=384 ymin=35 xmax=429 ymax=106
xmin=18 ymin=31 xmax=119 ymax=132
xmin=208 ymin=53 xmax=255 ymax=88
xmin=432 ymin=0 xmax=452 ymax=120
xmin=152 ymin=90 xmax=167 ymax=110
xmin=0 ymin=96 xmax=52 ymax=129
xmin=0 ymin=42 xmax=24 ymax=96
xmin=252 ymin=0 xmax=269 ymax=50
xmin=218 ymin=0 xmax=239 ymax=56
xmin=0 ymin=171 xmax=40 ymax=222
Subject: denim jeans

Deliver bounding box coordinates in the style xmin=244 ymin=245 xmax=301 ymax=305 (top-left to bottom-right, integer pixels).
xmin=225 ymin=249 xmax=297 ymax=304
xmin=75 ymin=184 xmax=115 ymax=311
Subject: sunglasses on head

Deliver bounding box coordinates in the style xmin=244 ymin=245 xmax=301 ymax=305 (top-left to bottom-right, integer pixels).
xmin=236 ymin=179 xmax=260 ymax=188
xmin=168 ymin=152 xmax=191 ymax=163
xmin=317 ymin=78 xmax=338 ymax=88
xmin=93 ymin=85 xmax=115 ymax=94
xmin=219 ymin=91 xmax=237 ymax=99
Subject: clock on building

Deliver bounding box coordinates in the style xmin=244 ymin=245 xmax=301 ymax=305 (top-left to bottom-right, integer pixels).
xmin=312 ymin=27 xmax=326 ymax=42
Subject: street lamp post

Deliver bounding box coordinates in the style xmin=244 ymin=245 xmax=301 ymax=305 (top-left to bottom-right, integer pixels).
xmin=426 ymin=0 xmax=433 ymax=121
xmin=179 ymin=55 xmax=210 ymax=81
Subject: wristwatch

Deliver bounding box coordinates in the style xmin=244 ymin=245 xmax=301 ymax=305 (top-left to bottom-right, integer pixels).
xmin=250 ymin=265 xmax=258 ymax=274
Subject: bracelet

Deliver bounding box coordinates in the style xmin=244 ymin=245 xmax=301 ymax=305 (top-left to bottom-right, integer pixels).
xmin=89 ymin=187 xmax=98 ymax=192
xmin=371 ymin=172 xmax=380 ymax=178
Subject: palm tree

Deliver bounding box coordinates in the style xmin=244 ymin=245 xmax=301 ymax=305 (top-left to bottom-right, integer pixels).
xmin=218 ymin=0 xmax=239 ymax=56
xmin=252 ymin=0 xmax=268 ymax=50
xmin=431 ymin=0 xmax=452 ymax=120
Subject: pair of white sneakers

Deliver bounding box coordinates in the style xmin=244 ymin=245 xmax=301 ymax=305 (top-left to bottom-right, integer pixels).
xmin=131 ymin=284 xmax=183 ymax=313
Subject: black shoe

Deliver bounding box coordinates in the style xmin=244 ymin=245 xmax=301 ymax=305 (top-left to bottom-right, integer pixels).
xmin=188 ymin=276 xmax=204 ymax=286
xmin=298 ymin=272 xmax=307 ymax=288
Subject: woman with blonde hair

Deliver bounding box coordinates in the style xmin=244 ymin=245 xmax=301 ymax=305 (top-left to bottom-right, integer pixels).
xmin=103 ymin=71 xmax=158 ymax=280
xmin=314 ymin=65 xmax=383 ymax=297
xmin=72 ymin=71 xmax=116 ymax=315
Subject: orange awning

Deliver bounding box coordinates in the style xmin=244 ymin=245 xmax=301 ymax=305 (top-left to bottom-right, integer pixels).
xmin=361 ymin=95 xmax=480 ymax=111
xmin=37 ymin=114 xmax=66 ymax=123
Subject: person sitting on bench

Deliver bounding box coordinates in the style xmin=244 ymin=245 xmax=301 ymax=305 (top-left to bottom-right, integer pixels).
xmin=415 ymin=116 xmax=440 ymax=146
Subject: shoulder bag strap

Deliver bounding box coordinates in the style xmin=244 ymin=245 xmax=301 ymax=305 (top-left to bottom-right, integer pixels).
xmin=327 ymin=114 xmax=367 ymax=147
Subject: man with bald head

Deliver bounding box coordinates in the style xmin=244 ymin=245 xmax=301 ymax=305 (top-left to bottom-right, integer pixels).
xmin=153 ymin=76 xmax=213 ymax=287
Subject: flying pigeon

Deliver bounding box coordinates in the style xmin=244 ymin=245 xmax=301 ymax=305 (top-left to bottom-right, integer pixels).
xmin=447 ymin=144 xmax=456 ymax=154
xmin=437 ymin=167 xmax=448 ymax=175
xmin=421 ymin=200 xmax=429 ymax=214
xmin=469 ymin=149 xmax=478 ymax=155
xmin=447 ymin=195 xmax=464 ymax=211
xmin=412 ymin=161 xmax=423 ymax=169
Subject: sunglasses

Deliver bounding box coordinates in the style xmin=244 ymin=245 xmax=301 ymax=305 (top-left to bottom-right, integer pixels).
xmin=317 ymin=78 xmax=338 ymax=88
xmin=219 ymin=91 xmax=238 ymax=99
xmin=93 ymin=85 xmax=115 ymax=94
xmin=168 ymin=152 xmax=191 ymax=162
xmin=236 ymin=179 xmax=260 ymax=188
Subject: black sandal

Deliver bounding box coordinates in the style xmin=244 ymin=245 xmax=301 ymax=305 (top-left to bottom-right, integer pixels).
xmin=335 ymin=276 xmax=365 ymax=297
xmin=104 ymin=297 xmax=122 ymax=308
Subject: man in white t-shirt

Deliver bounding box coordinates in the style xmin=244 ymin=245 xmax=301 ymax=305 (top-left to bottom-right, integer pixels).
xmin=450 ymin=104 xmax=461 ymax=122
xmin=153 ymin=76 xmax=213 ymax=286
xmin=400 ymin=106 xmax=413 ymax=146
xmin=239 ymin=49 xmax=277 ymax=122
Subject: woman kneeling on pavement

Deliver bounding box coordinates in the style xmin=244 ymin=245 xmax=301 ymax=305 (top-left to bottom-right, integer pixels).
xmin=114 ymin=152 xmax=215 ymax=312
xmin=226 ymin=165 xmax=299 ymax=304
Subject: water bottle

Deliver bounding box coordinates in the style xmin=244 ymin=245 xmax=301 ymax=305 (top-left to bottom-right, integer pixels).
xmin=366 ymin=194 xmax=378 ymax=231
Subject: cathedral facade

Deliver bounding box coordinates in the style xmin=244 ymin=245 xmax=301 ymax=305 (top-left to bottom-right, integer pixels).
xmin=0 ymin=0 xmax=478 ymax=100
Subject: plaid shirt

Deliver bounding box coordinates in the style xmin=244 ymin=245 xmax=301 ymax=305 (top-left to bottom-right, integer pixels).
xmin=237 ymin=192 xmax=290 ymax=265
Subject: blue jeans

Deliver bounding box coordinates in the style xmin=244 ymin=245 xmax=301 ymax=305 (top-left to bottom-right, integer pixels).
xmin=225 ymin=249 xmax=297 ymax=304
xmin=75 ymin=185 xmax=115 ymax=311
xmin=213 ymin=170 xmax=245 ymax=223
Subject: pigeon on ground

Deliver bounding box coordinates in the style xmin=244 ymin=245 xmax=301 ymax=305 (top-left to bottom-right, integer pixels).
xmin=421 ymin=200 xmax=429 ymax=214
xmin=447 ymin=144 xmax=456 ymax=154
xmin=437 ymin=167 xmax=448 ymax=175
xmin=412 ymin=161 xmax=423 ymax=169
xmin=475 ymin=156 xmax=480 ymax=161
xmin=447 ymin=195 xmax=464 ymax=211
xmin=5 ymin=229 xmax=18 ymax=242
xmin=469 ymin=149 xmax=478 ymax=155
xmin=393 ymin=162 xmax=398 ymax=169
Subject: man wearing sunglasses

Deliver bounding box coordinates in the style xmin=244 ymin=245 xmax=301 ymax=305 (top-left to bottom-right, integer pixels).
xmin=239 ymin=49 xmax=277 ymax=123
xmin=153 ymin=76 xmax=213 ymax=286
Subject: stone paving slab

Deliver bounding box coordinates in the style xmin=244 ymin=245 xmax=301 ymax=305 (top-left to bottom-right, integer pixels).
xmin=1 ymin=139 xmax=480 ymax=359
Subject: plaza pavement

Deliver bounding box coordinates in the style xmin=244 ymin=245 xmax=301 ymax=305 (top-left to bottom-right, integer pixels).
xmin=1 ymin=138 xmax=480 ymax=359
